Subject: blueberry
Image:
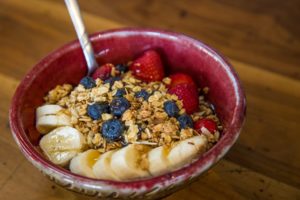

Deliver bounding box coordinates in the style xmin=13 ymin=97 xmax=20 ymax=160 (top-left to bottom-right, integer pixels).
xmin=80 ymin=76 xmax=96 ymax=89
xmin=135 ymin=89 xmax=150 ymax=100
xmin=101 ymin=119 xmax=124 ymax=142
xmin=115 ymin=64 xmax=128 ymax=73
xmin=177 ymin=114 xmax=193 ymax=129
xmin=115 ymin=88 xmax=126 ymax=97
xmin=87 ymin=102 xmax=110 ymax=120
xmin=164 ymin=100 xmax=179 ymax=117
xmin=104 ymin=76 xmax=121 ymax=88
xmin=110 ymin=97 xmax=131 ymax=117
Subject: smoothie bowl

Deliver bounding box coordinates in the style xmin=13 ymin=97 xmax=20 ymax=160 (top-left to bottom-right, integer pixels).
xmin=9 ymin=28 xmax=246 ymax=199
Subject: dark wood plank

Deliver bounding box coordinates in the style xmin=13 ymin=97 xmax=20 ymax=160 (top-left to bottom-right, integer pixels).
xmin=0 ymin=0 xmax=121 ymax=80
xmin=215 ymin=160 xmax=300 ymax=200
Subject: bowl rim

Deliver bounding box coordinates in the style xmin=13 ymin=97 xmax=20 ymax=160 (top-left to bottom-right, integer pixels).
xmin=9 ymin=27 xmax=246 ymax=191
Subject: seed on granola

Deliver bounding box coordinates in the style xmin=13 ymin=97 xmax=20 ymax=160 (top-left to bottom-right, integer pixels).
xmin=79 ymin=116 xmax=92 ymax=122
xmin=76 ymin=93 xmax=89 ymax=101
xmin=124 ymin=93 xmax=134 ymax=102
xmin=92 ymin=133 xmax=102 ymax=146
xmin=162 ymin=77 xmax=171 ymax=85
xmin=101 ymin=113 xmax=113 ymax=121
xmin=111 ymin=65 xmax=118 ymax=77
xmin=148 ymin=95 xmax=157 ymax=103
xmin=90 ymin=124 xmax=99 ymax=133
xmin=154 ymin=111 xmax=168 ymax=120
xmin=127 ymin=124 xmax=139 ymax=142
xmin=112 ymin=80 xmax=124 ymax=90
xmin=153 ymin=123 xmax=163 ymax=132
xmin=141 ymin=132 xmax=148 ymax=140
xmin=203 ymin=87 xmax=209 ymax=94
xmin=97 ymin=85 xmax=110 ymax=95
xmin=122 ymin=109 xmax=133 ymax=121
xmin=163 ymin=121 xmax=178 ymax=134
xmin=180 ymin=128 xmax=194 ymax=140
xmin=145 ymin=128 xmax=152 ymax=138
xmin=139 ymin=110 xmax=151 ymax=119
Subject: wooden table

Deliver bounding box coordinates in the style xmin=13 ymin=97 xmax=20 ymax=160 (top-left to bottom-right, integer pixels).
xmin=1 ymin=0 xmax=299 ymax=199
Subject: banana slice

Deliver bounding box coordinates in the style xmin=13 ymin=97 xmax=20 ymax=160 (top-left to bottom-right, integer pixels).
xmin=47 ymin=150 xmax=79 ymax=166
xmin=70 ymin=149 xmax=101 ymax=178
xmin=148 ymin=146 xmax=171 ymax=176
xmin=110 ymin=144 xmax=151 ymax=180
xmin=39 ymin=126 xmax=85 ymax=166
xmin=93 ymin=150 xmax=120 ymax=181
xmin=36 ymin=104 xmax=63 ymax=119
xmin=168 ymin=135 xmax=208 ymax=170
xmin=36 ymin=113 xmax=71 ymax=134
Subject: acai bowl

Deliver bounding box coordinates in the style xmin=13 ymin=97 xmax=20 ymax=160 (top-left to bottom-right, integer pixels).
xmin=9 ymin=28 xmax=246 ymax=199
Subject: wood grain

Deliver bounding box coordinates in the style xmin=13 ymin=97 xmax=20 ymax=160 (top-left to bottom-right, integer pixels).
xmin=65 ymin=0 xmax=300 ymax=80
xmin=0 ymin=0 xmax=300 ymax=199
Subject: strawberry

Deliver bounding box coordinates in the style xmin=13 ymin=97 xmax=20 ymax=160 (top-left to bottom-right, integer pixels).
xmin=92 ymin=63 xmax=113 ymax=80
xmin=129 ymin=50 xmax=164 ymax=82
xmin=168 ymin=83 xmax=199 ymax=114
xmin=194 ymin=118 xmax=217 ymax=134
xmin=168 ymin=73 xmax=196 ymax=88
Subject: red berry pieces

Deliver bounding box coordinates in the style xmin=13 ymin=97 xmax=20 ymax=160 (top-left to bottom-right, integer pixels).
xmin=169 ymin=73 xmax=196 ymax=88
xmin=167 ymin=73 xmax=199 ymax=114
xmin=129 ymin=50 xmax=165 ymax=82
xmin=194 ymin=118 xmax=217 ymax=134
xmin=168 ymin=83 xmax=199 ymax=114
xmin=92 ymin=63 xmax=113 ymax=80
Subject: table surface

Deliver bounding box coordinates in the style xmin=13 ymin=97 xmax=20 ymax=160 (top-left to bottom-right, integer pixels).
xmin=1 ymin=0 xmax=300 ymax=199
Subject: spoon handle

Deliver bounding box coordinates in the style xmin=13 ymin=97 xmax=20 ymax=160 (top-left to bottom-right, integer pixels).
xmin=64 ymin=0 xmax=98 ymax=75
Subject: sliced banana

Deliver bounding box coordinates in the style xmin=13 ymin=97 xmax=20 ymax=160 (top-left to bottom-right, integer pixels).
xmin=46 ymin=150 xmax=79 ymax=167
xmin=70 ymin=149 xmax=101 ymax=178
xmin=93 ymin=150 xmax=120 ymax=181
xmin=36 ymin=113 xmax=71 ymax=134
xmin=110 ymin=144 xmax=151 ymax=180
xmin=148 ymin=146 xmax=171 ymax=176
xmin=36 ymin=104 xmax=63 ymax=119
xmin=168 ymin=135 xmax=208 ymax=170
xmin=39 ymin=126 xmax=85 ymax=166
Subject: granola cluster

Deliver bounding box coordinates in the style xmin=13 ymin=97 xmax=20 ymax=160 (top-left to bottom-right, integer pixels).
xmin=44 ymin=71 xmax=221 ymax=153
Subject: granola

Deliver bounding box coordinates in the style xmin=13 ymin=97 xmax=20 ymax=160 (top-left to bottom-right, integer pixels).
xmin=43 ymin=69 xmax=221 ymax=153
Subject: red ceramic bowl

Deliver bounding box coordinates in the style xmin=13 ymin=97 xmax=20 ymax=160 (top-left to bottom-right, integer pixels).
xmin=9 ymin=28 xmax=246 ymax=199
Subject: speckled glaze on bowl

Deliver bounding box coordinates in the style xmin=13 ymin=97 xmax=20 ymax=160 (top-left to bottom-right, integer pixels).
xmin=9 ymin=28 xmax=246 ymax=199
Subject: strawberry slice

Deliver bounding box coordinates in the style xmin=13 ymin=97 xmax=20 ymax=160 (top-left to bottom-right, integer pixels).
xmin=129 ymin=50 xmax=164 ymax=82
xmin=194 ymin=118 xmax=217 ymax=134
xmin=168 ymin=83 xmax=199 ymax=114
xmin=92 ymin=63 xmax=113 ymax=80
xmin=168 ymin=73 xmax=196 ymax=88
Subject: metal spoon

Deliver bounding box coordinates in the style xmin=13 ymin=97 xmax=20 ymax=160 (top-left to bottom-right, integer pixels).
xmin=64 ymin=0 xmax=98 ymax=75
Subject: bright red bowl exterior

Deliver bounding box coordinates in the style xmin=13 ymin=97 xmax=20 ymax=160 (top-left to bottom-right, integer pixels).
xmin=9 ymin=28 xmax=246 ymax=199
